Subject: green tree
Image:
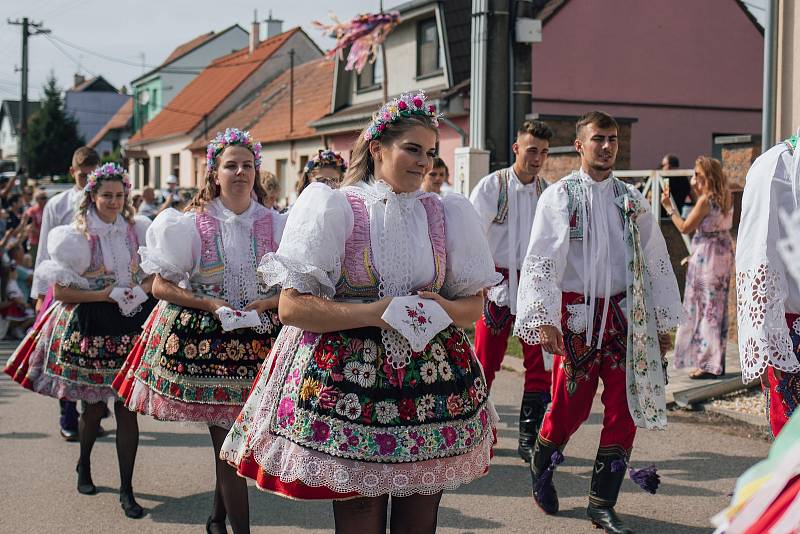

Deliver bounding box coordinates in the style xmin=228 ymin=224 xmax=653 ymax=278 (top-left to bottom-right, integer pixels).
xmin=25 ymin=74 xmax=84 ymax=178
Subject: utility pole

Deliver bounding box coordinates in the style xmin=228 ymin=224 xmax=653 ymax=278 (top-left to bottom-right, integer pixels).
xmin=289 ymin=49 xmax=294 ymax=133
xmin=8 ymin=17 xmax=50 ymax=182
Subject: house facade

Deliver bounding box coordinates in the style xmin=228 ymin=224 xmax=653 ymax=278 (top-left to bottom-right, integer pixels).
xmin=64 ymin=76 xmax=130 ymax=147
xmin=131 ymin=25 xmax=249 ymax=131
xmin=125 ymin=27 xmax=322 ymax=189
xmin=0 ymin=100 xmax=40 ymax=162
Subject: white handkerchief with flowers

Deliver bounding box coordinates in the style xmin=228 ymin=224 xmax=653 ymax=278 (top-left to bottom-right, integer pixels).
xmin=215 ymin=306 xmax=262 ymax=331
xmin=110 ymin=286 xmax=148 ymax=317
xmin=381 ymin=296 xmax=453 ymax=352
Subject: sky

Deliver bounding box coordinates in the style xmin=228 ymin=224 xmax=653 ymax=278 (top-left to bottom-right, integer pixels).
xmin=0 ymin=0 xmax=391 ymax=100
xmin=0 ymin=0 xmax=767 ymax=102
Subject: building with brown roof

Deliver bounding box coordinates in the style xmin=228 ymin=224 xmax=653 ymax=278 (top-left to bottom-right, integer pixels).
xmin=131 ymin=24 xmax=249 ymax=131
xmin=188 ymin=57 xmax=335 ymax=203
xmin=88 ymin=100 xmax=134 ymax=157
xmin=125 ymin=24 xmax=322 ymax=189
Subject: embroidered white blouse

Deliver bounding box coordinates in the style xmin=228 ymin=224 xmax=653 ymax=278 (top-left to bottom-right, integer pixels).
xmin=736 ymin=142 xmax=800 ymax=381
xmin=35 ymin=210 xmax=150 ymax=289
xmin=470 ymin=166 xmax=545 ymax=313
xmin=139 ymin=199 xmax=286 ymax=309
xmin=260 ymin=182 xmax=501 ymax=301
xmin=31 ymin=186 xmax=84 ymax=297
xmin=513 ymin=170 xmax=682 ymax=345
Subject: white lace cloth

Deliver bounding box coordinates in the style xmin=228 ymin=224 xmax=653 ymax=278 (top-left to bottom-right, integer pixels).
xmin=514 ymin=171 xmax=681 ymax=345
xmin=736 ymin=143 xmax=800 ymax=381
xmin=260 ymin=182 xmax=500 ymax=301
xmin=31 ymin=186 xmax=83 ymax=297
xmin=470 ymin=166 xmax=544 ymax=314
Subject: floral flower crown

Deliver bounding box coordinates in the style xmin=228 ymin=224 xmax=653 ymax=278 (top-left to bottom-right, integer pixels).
xmin=363 ymin=90 xmax=440 ymax=141
xmin=84 ymin=163 xmax=131 ymax=194
xmin=206 ymin=128 xmax=262 ymax=173
xmin=304 ymin=149 xmax=347 ymax=175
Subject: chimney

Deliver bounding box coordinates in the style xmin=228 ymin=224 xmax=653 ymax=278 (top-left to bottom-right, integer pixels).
xmin=250 ymin=10 xmax=260 ymax=54
xmin=265 ymin=11 xmax=283 ymax=39
xmin=74 ymin=73 xmax=86 ymax=87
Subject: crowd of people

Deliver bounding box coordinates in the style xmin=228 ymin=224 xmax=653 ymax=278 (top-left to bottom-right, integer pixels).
xmin=1 ymin=87 xmax=797 ymax=534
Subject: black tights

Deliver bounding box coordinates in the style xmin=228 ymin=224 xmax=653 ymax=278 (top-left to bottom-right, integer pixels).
xmin=333 ymin=492 xmax=443 ymax=534
xmin=78 ymin=400 xmax=139 ymax=493
xmin=209 ymin=425 xmax=250 ymax=534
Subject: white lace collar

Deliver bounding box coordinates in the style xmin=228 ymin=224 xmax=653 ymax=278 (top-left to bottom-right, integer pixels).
xmin=87 ymin=208 xmax=127 ymax=237
xmin=207 ymin=198 xmax=265 ymax=226
xmin=86 ymin=208 xmax=133 ymax=287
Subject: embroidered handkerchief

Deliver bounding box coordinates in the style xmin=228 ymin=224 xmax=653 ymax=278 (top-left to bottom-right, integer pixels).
xmin=215 ymin=306 xmax=262 ymax=331
xmin=110 ymin=286 xmax=148 ymax=317
xmin=381 ymin=296 xmax=453 ymax=352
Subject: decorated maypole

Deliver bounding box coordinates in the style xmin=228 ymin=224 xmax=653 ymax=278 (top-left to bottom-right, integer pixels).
xmin=312 ymin=9 xmax=400 ymax=103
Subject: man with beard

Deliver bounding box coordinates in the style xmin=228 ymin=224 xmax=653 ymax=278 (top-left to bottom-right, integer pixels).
xmin=514 ymin=111 xmax=681 ymax=533
xmin=469 ymin=119 xmax=554 ymax=463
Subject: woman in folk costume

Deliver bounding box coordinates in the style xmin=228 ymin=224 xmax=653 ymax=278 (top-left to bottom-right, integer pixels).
xmin=662 ymin=156 xmax=734 ymax=379
xmin=220 ymin=91 xmax=501 ymax=534
xmin=295 ymin=148 xmax=348 ymax=195
xmin=735 ymin=132 xmax=800 ymax=437
xmin=514 ymin=112 xmax=682 ymax=533
xmin=3 ymin=163 xmax=155 ymax=518
xmin=113 ymin=128 xmax=285 ymax=534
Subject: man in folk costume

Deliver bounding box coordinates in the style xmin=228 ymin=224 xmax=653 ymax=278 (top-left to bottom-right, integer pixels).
xmin=736 ymin=132 xmax=800 ymax=437
xmin=514 ymin=111 xmax=681 ymax=534
xmin=469 ymin=120 xmax=554 ymax=462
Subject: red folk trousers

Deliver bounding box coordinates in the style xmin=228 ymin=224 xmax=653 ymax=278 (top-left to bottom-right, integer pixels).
xmin=762 ymin=313 xmax=800 ymax=437
xmin=538 ymin=292 xmax=637 ymax=451
xmin=474 ymin=280 xmax=551 ymax=394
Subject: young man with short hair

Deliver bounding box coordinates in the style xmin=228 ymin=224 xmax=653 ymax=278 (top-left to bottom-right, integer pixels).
xmin=515 ymin=112 xmax=681 ymax=533
xmin=469 ymin=119 xmax=553 ymax=463
xmin=31 ymin=146 xmax=101 ymax=442
xmin=421 ymin=157 xmax=449 ymax=195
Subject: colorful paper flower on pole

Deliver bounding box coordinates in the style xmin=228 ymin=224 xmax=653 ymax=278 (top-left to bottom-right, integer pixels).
xmin=312 ymin=11 xmax=400 ymax=73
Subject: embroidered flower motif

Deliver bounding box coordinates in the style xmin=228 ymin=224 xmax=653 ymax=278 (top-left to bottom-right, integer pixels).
xmin=343 ymin=361 xmax=363 ymax=384
xmin=446 ymin=394 xmax=464 ymax=416
xmin=437 ymin=362 xmax=453 ymax=381
xmin=198 ymin=340 xmax=211 ymax=355
xmin=165 ymin=334 xmax=179 ymax=355
xmin=362 ymin=339 xmax=378 ymax=362
xmin=398 ymin=397 xmax=416 ymax=421
xmin=416 ymin=403 xmax=429 ymax=422
xmin=335 ymin=393 xmax=362 ymax=420
xmin=277 ymin=397 xmax=295 ymax=427
xmin=315 ymin=348 xmax=339 ymax=370
xmin=184 ymin=343 xmax=197 ymax=360
xmin=374 ymin=400 xmax=399 ymax=424
xmin=431 ymin=343 xmax=446 ymax=362
xmin=440 ymin=426 xmax=457 ymax=447
xmin=226 ymin=340 xmax=245 ymax=361
xmin=358 ymin=363 xmax=377 ymax=388
xmin=374 ymin=433 xmax=397 ymax=455
xmin=299 ymin=378 xmax=322 ymax=401
xmin=92 ymin=337 xmax=103 ymax=348
xmin=311 ymin=419 xmax=331 ymax=443
xmin=237 ymin=365 xmax=249 ymax=377
xmin=318 ymin=386 xmax=339 ymax=410
xmin=420 ymin=361 xmax=438 ymax=384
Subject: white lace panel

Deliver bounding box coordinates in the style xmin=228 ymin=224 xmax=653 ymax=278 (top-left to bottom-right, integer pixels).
xmin=35 ymin=259 xmax=90 ymax=289
xmin=646 ymin=254 xmax=682 ymax=333
xmin=513 ymin=255 xmax=562 ymax=345
xmin=736 ymin=263 xmax=800 ymax=381
xmin=98 ymin=231 xmax=134 ymax=288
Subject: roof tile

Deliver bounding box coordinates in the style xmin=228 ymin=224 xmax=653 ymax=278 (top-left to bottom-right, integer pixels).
xmin=88 ymin=99 xmax=133 ymax=148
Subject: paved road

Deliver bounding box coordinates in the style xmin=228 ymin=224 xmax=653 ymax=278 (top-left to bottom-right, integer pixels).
xmin=0 ymin=343 xmax=768 ymax=534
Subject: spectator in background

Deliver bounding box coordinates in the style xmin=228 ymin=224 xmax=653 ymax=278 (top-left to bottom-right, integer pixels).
xmin=662 ymin=156 xmax=734 ymax=379
xmin=295 ymin=149 xmax=347 ymax=197
xmin=131 ymin=193 xmax=143 ymax=212
xmin=421 ymin=157 xmax=449 ymax=195
xmin=261 ymin=170 xmax=282 ymax=210
xmin=661 ymin=153 xmax=693 ymax=216
xmin=137 ymin=187 xmax=159 ymax=219
xmin=24 ymin=189 xmax=47 ymax=260
xmin=6 ymin=194 xmax=23 ymax=230
xmin=22 ymin=185 xmax=33 ymax=208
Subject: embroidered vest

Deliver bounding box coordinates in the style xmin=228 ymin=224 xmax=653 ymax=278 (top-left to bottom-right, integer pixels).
xmin=564 ymin=173 xmax=627 ymax=240
xmin=492 ymin=167 xmax=547 ymax=224
xmin=193 ymin=210 xmax=276 ymax=297
xmin=335 ymin=193 xmax=447 ymax=300
xmin=83 ymin=224 xmax=141 ymax=289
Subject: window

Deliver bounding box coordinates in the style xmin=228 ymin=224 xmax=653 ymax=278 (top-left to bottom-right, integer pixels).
xmin=299 ymin=155 xmax=309 ymax=173
xmin=276 ymin=158 xmax=287 ymax=181
xmin=357 ymin=54 xmax=383 ymax=92
xmin=154 ymin=156 xmax=161 ymax=189
xmin=170 ymin=153 xmax=180 ymax=180
xmin=417 ymin=18 xmax=441 ymax=77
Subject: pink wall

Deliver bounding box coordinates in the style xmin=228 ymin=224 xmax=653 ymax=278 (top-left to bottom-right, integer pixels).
xmin=532 ymin=0 xmax=763 ymax=167
xmin=326 ymin=115 xmax=469 ymax=179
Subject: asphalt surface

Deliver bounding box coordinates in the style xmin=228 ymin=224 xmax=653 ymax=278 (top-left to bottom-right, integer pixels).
xmin=0 ymin=343 xmax=769 ymax=534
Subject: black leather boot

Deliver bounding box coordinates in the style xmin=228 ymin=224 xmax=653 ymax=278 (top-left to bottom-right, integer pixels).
xmin=518 ymin=391 xmax=550 ymax=463
xmin=587 ymin=446 xmax=634 ymax=534
xmin=530 ymin=436 xmax=563 ymax=515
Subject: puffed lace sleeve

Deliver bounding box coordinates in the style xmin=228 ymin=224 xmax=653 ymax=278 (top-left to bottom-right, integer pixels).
xmin=441 ymin=194 xmax=502 ymax=298
xmin=628 ymin=186 xmax=682 ymax=333
xmin=258 ymin=183 xmax=353 ymax=298
xmin=468 ymin=173 xmax=499 ymax=235
xmin=513 ymin=184 xmax=570 ymax=345
xmin=132 ymin=215 xmax=151 ymax=246
xmin=36 ymin=225 xmax=91 ymax=289
xmin=138 ymin=208 xmax=200 ymax=286
xmin=736 ymin=144 xmax=800 ymax=381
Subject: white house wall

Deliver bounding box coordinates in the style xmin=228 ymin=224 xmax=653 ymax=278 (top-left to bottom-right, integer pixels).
xmin=0 ymin=116 xmax=17 ymax=161
xmin=261 ymin=137 xmax=326 ymax=205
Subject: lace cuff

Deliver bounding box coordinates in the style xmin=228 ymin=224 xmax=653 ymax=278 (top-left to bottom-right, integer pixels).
xmin=646 ymin=255 xmax=682 ymax=333
xmin=513 ymin=255 xmax=562 ymax=345
xmin=258 ymin=252 xmax=338 ymax=299
xmin=441 ymin=264 xmax=503 ymax=299
xmin=138 ymin=246 xmax=190 ymax=286
xmin=35 ymin=259 xmax=90 ymax=289
xmin=736 ymin=263 xmax=800 ymax=381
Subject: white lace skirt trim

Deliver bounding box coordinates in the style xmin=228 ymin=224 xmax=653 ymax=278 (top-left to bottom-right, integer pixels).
xmin=126 ymin=379 xmax=241 ymax=429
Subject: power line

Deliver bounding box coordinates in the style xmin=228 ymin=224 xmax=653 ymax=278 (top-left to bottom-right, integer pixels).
xmin=42 ymin=34 xmax=99 ymax=79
